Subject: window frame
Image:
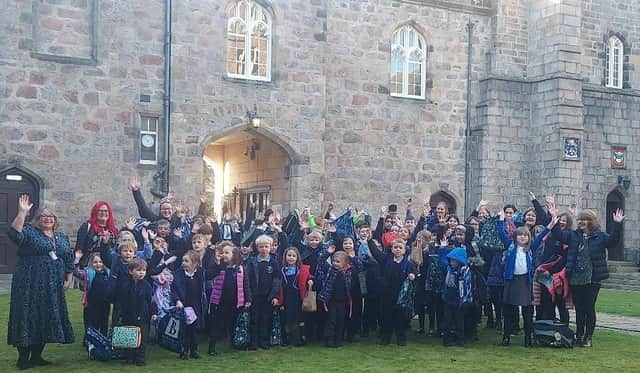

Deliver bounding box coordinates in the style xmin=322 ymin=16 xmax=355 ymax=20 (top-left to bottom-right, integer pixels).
xmin=226 ymin=0 xmax=272 ymax=82
xmin=390 ymin=26 xmax=427 ymax=100
xmin=605 ymin=36 xmax=624 ymax=89
xmin=139 ymin=115 xmax=159 ymax=165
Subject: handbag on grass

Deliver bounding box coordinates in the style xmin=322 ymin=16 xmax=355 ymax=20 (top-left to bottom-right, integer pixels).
xmin=302 ymin=289 xmax=317 ymax=312
xmin=112 ymin=326 xmax=142 ymax=349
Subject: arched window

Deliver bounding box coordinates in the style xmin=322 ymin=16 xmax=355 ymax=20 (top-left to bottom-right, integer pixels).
xmin=226 ymin=1 xmax=272 ymax=81
xmin=605 ymin=36 xmax=624 ymax=89
xmin=390 ymin=26 xmax=427 ymax=99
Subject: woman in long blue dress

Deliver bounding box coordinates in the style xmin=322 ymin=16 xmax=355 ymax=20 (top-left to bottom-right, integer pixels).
xmin=7 ymin=194 xmax=74 ymax=369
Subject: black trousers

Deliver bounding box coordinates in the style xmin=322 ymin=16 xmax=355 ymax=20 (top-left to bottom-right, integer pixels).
xmin=489 ymin=285 xmax=503 ymax=323
xmin=426 ymin=291 xmax=444 ymax=332
xmin=442 ymin=303 xmax=465 ymax=344
xmin=346 ymin=294 xmax=362 ymax=338
xmin=209 ymin=305 xmax=238 ymax=347
xmin=185 ymin=324 xmax=198 ymax=353
xmin=84 ymin=302 xmax=111 ymax=337
xmin=250 ymin=296 xmax=274 ymax=347
xmin=362 ymin=295 xmax=380 ymax=334
xmin=540 ymin=290 xmax=569 ymax=324
xmin=380 ymin=302 xmax=409 ymax=340
xmin=503 ymin=305 xmax=533 ymax=337
xmin=571 ymin=283 xmax=601 ymax=338
xmin=125 ymin=322 xmax=148 ymax=364
xmin=325 ymin=299 xmax=347 ymax=342
xmin=304 ymin=298 xmax=326 ymax=341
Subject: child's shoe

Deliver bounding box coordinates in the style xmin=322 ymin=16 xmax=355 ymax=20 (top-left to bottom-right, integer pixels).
xmin=500 ymin=335 xmax=510 ymax=346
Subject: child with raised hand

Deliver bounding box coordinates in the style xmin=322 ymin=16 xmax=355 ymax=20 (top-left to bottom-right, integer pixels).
xmin=171 ymin=250 xmax=211 ymax=359
xmin=318 ymin=250 xmax=353 ymax=348
xmin=208 ymin=245 xmax=252 ymax=356
xmin=246 ymin=235 xmax=282 ymax=350
xmin=369 ymin=238 xmax=417 ymax=346
xmin=441 ymin=248 xmax=473 ymax=347
xmin=410 ymin=230 xmax=430 ymax=334
xmin=73 ymin=251 xmax=113 ymax=340
xmin=277 ymin=247 xmax=313 ymax=346
xmin=116 ymin=259 xmax=157 ymax=366
xmin=296 ymin=229 xmax=326 ymax=341
xmin=424 ymin=231 xmax=446 ymax=336
xmin=497 ymin=209 xmax=546 ymax=347
xmin=342 ymin=237 xmax=366 ymax=342
xmin=149 ymin=235 xmax=178 ymax=276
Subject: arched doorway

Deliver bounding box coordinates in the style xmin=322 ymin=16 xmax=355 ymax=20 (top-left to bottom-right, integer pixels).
xmin=0 ymin=166 xmax=41 ymax=274
xmin=606 ymin=189 xmax=625 ymax=260
xmin=429 ymin=191 xmax=457 ymax=216
xmin=202 ymin=129 xmax=292 ymax=224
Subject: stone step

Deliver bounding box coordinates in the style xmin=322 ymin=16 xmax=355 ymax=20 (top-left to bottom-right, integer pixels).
xmin=608 ymin=261 xmax=640 ymax=273
xmin=607 ymin=273 xmax=640 ymax=282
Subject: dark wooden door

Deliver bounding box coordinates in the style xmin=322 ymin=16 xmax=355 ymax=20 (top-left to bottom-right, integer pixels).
xmin=0 ymin=168 xmax=40 ymax=274
xmin=606 ymin=190 xmax=624 ymax=261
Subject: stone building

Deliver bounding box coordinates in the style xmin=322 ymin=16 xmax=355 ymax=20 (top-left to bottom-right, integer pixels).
xmin=1 ymin=0 xmax=639 ymax=273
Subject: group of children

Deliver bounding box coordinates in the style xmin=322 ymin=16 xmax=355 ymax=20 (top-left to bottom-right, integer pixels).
xmin=72 ymin=185 xmax=609 ymax=365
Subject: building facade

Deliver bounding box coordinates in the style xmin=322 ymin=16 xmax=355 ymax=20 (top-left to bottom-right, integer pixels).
xmin=1 ymin=0 xmax=639 ymax=273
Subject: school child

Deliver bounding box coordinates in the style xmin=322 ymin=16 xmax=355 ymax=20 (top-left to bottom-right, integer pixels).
xmin=424 ymin=234 xmax=446 ymax=336
xmin=246 ymin=235 xmax=281 ymax=350
xmin=369 ymin=238 xmax=417 ymax=346
xmin=171 ymin=250 xmax=211 ymax=359
xmin=110 ymin=242 xmax=142 ymax=326
xmin=152 ymin=267 xmax=173 ymax=319
xmin=191 ymin=234 xmax=208 ymax=262
xmin=156 ymin=219 xmax=188 ymax=259
xmin=277 ymin=247 xmax=313 ymax=346
xmin=73 ymin=252 xmax=113 ymax=341
xmin=486 ymin=243 xmax=505 ymax=331
xmin=441 ymin=248 xmax=473 ymax=347
xmin=341 ymin=237 xmax=367 ymax=342
xmin=297 ymin=230 xmax=326 ymax=341
xmin=357 ymin=225 xmax=383 ymax=338
xmin=318 ymin=250 xmax=354 ymax=348
xmin=497 ymin=210 xmax=546 ymax=347
xmin=149 ymin=236 xmax=178 ymax=275
xmin=208 ymin=245 xmax=252 ymax=356
xmin=115 ymin=259 xmax=157 ymax=366
xmin=410 ymin=230 xmax=431 ymax=334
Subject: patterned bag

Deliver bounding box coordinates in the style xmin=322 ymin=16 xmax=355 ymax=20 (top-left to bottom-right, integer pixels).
xmin=358 ymin=271 xmax=368 ymax=296
xmin=233 ymin=310 xmax=251 ymax=349
xmin=111 ymin=326 xmax=141 ymax=349
xmin=302 ymin=289 xmax=317 ymax=312
xmin=396 ymin=279 xmax=415 ymax=320
xmin=270 ymin=309 xmax=282 ymax=346
xmin=478 ymin=216 xmax=504 ymax=256
xmin=86 ymin=327 xmax=112 ymax=361
xmin=157 ymin=308 xmax=186 ymax=353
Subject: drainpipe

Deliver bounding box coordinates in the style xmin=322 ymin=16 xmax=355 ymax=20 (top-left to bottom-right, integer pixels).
xmin=162 ymin=0 xmax=172 ymax=195
xmin=464 ymin=17 xmax=474 ymax=217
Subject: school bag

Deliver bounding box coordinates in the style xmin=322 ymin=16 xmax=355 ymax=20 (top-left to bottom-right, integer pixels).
xmin=396 ymin=278 xmax=415 ymax=320
xmin=233 ymin=309 xmax=251 ymax=349
xmin=533 ymin=320 xmax=575 ymax=348
xmin=477 ymin=216 xmax=504 ymax=256
xmin=270 ymin=309 xmax=282 ymax=346
xmin=86 ymin=327 xmax=112 ymax=361
xmin=111 ymin=326 xmax=141 ymax=349
xmin=157 ymin=308 xmax=186 ymax=353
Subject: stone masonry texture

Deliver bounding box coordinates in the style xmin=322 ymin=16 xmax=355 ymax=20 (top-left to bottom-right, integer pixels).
xmin=0 ymin=0 xmax=639 ymax=260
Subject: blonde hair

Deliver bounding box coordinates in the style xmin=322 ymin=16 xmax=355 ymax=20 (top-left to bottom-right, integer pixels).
xmin=118 ymin=231 xmax=138 ymax=248
xmin=255 ymin=234 xmax=274 ymax=247
xmin=392 ymin=238 xmax=407 ymax=248
xmin=332 ymin=251 xmax=349 ymax=264
xmin=411 ymin=230 xmax=431 ymax=266
xmin=577 ymin=209 xmax=598 ymax=225
xmin=183 ymin=250 xmax=201 ymax=267
xmin=192 ymin=233 xmax=207 ymax=243
xmin=32 ymin=208 xmax=59 ymax=230
xmin=307 ymin=230 xmax=324 ymax=241
xmin=118 ymin=241 xmax=137 ymax=253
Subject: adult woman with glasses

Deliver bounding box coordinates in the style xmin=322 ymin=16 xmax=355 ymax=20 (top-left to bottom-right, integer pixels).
xmin=7 ymin=194 xmax=74 ymax=369
xmin=74 ymin=201 xmax=119 ymax=267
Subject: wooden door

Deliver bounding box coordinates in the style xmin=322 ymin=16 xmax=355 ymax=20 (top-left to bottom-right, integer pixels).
xmin=0 ymin=168 xmax=40 ymax=274
xmin=606 ymin=190 xmax=625 ymax=261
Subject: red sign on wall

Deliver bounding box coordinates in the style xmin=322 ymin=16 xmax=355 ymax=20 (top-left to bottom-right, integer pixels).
xmin=611 ymin=147 xmax=626 ymax=169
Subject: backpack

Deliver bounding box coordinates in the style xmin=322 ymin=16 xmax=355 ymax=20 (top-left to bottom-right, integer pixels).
xmin=533 ymin=320 xmax=575 ymax=348
xmin=86 ymin=327 xmax=112 ymax=361
xmin=157 ymin=308 xmax=186 ymax=353
xmin=233 ymin=310 xmax=251 ymax=349
xmin=477 ymin=216 xmax=504 ymax=256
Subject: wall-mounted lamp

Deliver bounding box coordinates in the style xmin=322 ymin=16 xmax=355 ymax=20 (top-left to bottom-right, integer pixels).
xmin=618 ymin=175 xmax=631 ymax=190
xmin=247 ymin=105 xmax=262 ymax=128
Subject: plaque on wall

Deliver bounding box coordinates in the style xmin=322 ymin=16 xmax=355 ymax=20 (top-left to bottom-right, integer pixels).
xmin=611 ymin=147 xmax=626 ymax=169
xmin=563 ymin=137 xmax=581 ymax=161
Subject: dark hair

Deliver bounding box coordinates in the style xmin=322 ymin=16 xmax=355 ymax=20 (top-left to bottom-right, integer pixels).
xmin=128 ymin=258 xmax=148 ymax=272
xmin=503 ymin=204 xmax=517 ymax=212
xmin=198 ymin=223 xmax=213 ymax=235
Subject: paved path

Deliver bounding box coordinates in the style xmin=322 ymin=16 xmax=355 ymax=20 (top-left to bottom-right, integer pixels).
xmin=568 ymin=309 xmax=640 ymax=335
xmin=0 ymin=274 xmax=11 ymax=295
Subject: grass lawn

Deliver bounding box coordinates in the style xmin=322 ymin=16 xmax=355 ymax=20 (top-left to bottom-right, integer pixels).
xmin=597 ymin=289 xmax=640 ymax=317
xmin=1 ymin=291 xmax=639 ymax=372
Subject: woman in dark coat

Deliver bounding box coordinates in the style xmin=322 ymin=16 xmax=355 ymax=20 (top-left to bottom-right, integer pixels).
xmin=551 ymin=207 xmax=624 ymax=347
xmin=74 ymin=200 xmax=119 ymax=267
xmin=7 ymin=195 xmax=75 ymax=369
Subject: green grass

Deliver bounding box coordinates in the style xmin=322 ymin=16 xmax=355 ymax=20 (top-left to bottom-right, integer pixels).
xmin=597 ymin=289 xmax=640 ymax=317
xmin=1 ymin=291 xmax=639 ymax=372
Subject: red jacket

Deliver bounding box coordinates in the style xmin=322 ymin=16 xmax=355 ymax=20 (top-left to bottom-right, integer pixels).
xmin=277 ymin=264 xmax=313 ymax=306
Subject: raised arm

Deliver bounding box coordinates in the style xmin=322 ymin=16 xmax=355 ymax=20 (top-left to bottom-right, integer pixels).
xmin=11 ymin=194 xmax=32 ymax=233
xmin=497 ymin=211 xmax=511 ymax=249
xmin=129 ymin=178 xmax=159 ymax=221
xmin=606 ymin=209 xmax=625 ymax=248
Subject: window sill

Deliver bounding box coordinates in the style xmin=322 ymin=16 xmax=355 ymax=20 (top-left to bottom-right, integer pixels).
xmin=223 ymin=75 xmax=274 ymax=86
xmin=390 ymin=93 xmax=427 ymax=102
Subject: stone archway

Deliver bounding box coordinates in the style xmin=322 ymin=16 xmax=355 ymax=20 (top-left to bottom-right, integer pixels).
xmin=606 ymin=189 xmax=625 ymax=260
xmin=429 ymin=190 xmax=458 ymax=216
xmin=200 ymin=124 xmax=308 ymax=222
